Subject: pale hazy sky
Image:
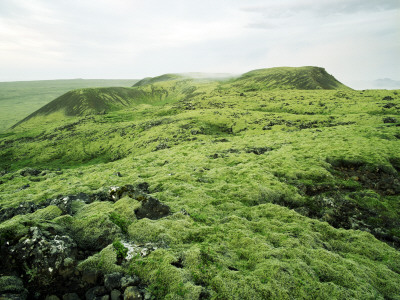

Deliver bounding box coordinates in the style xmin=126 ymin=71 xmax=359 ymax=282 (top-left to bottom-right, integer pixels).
xmin=0 ymin=0 xmax=399 ymax=87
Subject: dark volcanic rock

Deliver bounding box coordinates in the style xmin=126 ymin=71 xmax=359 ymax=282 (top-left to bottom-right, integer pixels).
xmin=9 ymin=226 xmax=77 ymax=287
xmin=85 ymin=286 xmax=107 ymax=300
xmin=18 ymin=184 xmax=30 ymax=190
xmin=20 ymin=168 xmax=41 ymax=177
xmin=62 ymin=293 xmax=81 ymax=300
xmin=82 ymin=270 xmax=99 ymax=285
xmin=382 ymin=95 xmax=394 ymax=100
xmin=104 ymin=273 xmax=123 ymax=291
xmin=383 ymin=117 xmax=397 ymax=123
xmin=0 ymin=201 xmax=39 ymax=222
xmin=108 ymin=183 xmax=150 ymax=201
xmin=245 ymin=147 xmax=272 ymax=155
xmin=120 ymin=275 xmax=140 ymax=289
xmin=110 ymin=290 xmax=122 ymax=300
xmin=383 ymin=103 xmax=396 ymax=109
xmin=135 ymin=196 xmax=170 ymax=220
xmin=123 ymin=286 xmax=142 ymax=300
xmin=49 ymin=196 xmax=75 ymax=215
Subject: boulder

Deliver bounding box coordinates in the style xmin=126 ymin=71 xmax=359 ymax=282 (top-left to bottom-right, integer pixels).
xmin=63 ymin=293 xmax=81 ymax=300
xmin=85 ymin=286 xmax=107 ymax=300
xmin=104 ymin=273 xmax=123 ymax=291
xmin=123 ymin=286 xmax=142 ymax=300
xmin=120 ymin=275 xmax=140 ymax=289
xmin=10 ymin=226 xmax=77 ymax=286
xmin=82 ymin=270 xmax=99 ymax=285
xmin=111 ymin=289 xmax=122 ymax=300
xmin=45 ymin=296 xmax=61 ymax=300
xmin=135 ymin=196 xmax=170 ymax=220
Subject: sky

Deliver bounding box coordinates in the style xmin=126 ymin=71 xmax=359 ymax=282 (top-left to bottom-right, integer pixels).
xmin=0 ymin=0 xmax=399 ymax=88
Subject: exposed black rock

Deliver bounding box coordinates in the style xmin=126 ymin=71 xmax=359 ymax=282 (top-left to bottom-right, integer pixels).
xmin=383 ymin=103 xmax=396 ymax=109
xmin=20 ymin=168 xmax=41 ymax=177
xmin=62 ymin=293 xmax=81 ymax=300
xmin=0 ymin=182 xmax=162 ymax=298
xmin=110 ymin=289 xmax=121 ymax=300
xmin=0 ymin=201 xmax=39 ymax=223
xmin=286 ymin=160 xmax=400 ymax=248
xmin=134 ymin=196 xmax=170 ymax=220
xmin=0 ymin=183 xmax=152 ymax=223
xmin=383 ymin=117 xmax=398 ymax=123
xmin=81 ymin=270 xmax=100 ymax=285
xmin=120 ymin=275 xmax=140 ymax=290
xmin=382 ymin=96 xmax=394 ymax=100
xmin=245 ymin=147 xmax=272 ymax=155
xmin=9 ymin=226 xmax=77 ymax=287
xmin=104 ymin=273 xmax=123 ymax=292
xmin=85 ymin=286 xmax=107 ymax=300
xmin=123 ymin=286 xmax=142 ymax=300
xmin=18 ymin=184 xmax=30 ymax=190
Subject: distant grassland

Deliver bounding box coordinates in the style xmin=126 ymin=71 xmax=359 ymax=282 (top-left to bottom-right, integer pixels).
xmin=0 ymin=79 xmax=138 ymax=132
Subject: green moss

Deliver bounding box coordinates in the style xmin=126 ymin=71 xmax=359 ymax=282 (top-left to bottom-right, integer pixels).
xmin=30 ymin=205 xmax=62 ymax=220
xmin=132 ymin=249 xmax=202 ymax=299
xmin=78 ymin=244 xmax=123 ymax=274
xmin=109 ymin=212 xmax=130 ymax=234
xmin=113 ymin=239 xmax=128 ymax=259
xmin=69 ymin=202 xmax=121 ymax=249
xmin=0 ymin=214 xmax=30 ymax=243
xmin=1 ymin=71 xmax=400 ymax=299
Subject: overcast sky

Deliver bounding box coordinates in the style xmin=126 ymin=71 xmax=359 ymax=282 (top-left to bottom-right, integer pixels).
xmin=0 ymin=0 xmax=399 ymax=88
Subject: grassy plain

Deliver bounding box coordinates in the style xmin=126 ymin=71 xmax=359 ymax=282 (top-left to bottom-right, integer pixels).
xmin=0 ymin=67 xmax=400 ymax=299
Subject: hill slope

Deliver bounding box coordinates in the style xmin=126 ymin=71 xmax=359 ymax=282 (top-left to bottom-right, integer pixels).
xmin=13 ymin=67 xmax=350 ymax=128
xmin=0 ymin=79 xmax=137 ymax=132
xmin=1 ymin=68 xmax=399 ymax=299
xmin=231 ymin=66 xmax=350 ymax=91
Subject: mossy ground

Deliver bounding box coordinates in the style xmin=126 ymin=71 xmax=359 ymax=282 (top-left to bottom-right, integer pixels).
xmin=0 ymin=70 xmax=400 ymax=299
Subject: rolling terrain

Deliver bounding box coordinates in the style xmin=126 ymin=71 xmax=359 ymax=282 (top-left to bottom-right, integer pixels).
xmin=0 ymin=67 xmax=400 ymax=299
xmin=0 ymin=79 xmax=138 ymax=132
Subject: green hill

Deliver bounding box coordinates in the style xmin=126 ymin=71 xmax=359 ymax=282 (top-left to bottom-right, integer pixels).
xmin=0 ymin=79 xmax=138 ymax=132
xmin=133 ymin=74 xmax=184 ymax=87
xmin=0 ymin=67 xmax=399 ymax=299
xmin=231 ymin=66 xmax=350 ymax=91
xmin=13 ymin=67 xmax=349 ymax=128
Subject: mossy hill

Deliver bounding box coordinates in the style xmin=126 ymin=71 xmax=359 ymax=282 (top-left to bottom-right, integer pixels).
xmin=0 ymin=79 xmax=138 ymax=132
xmin=1 ymin=67 xmax=400 ymax=299
xmin=232 ymin=66 xmax=350 ymax=91
xmin=13 ymin=67 xmax=349 ymax=126
xmin=133 ymin=74 xmax=184 ymax=87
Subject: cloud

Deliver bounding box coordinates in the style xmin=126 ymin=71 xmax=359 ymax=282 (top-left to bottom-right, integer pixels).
xmin=0 ymin=0 xmax=399 ymax=83
xmin=241 ymin=0 xmax=399 ymax=17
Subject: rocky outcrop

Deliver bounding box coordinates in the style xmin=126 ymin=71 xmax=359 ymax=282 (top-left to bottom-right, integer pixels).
xmin=9 ymin=226 xmax=77 ymax=287
xmin=0 ymin=182 xmax=169 ymax=298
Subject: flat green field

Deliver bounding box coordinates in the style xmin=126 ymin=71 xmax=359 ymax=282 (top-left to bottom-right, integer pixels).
xmin=0 ymin=79 xmax=137 ymax=132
